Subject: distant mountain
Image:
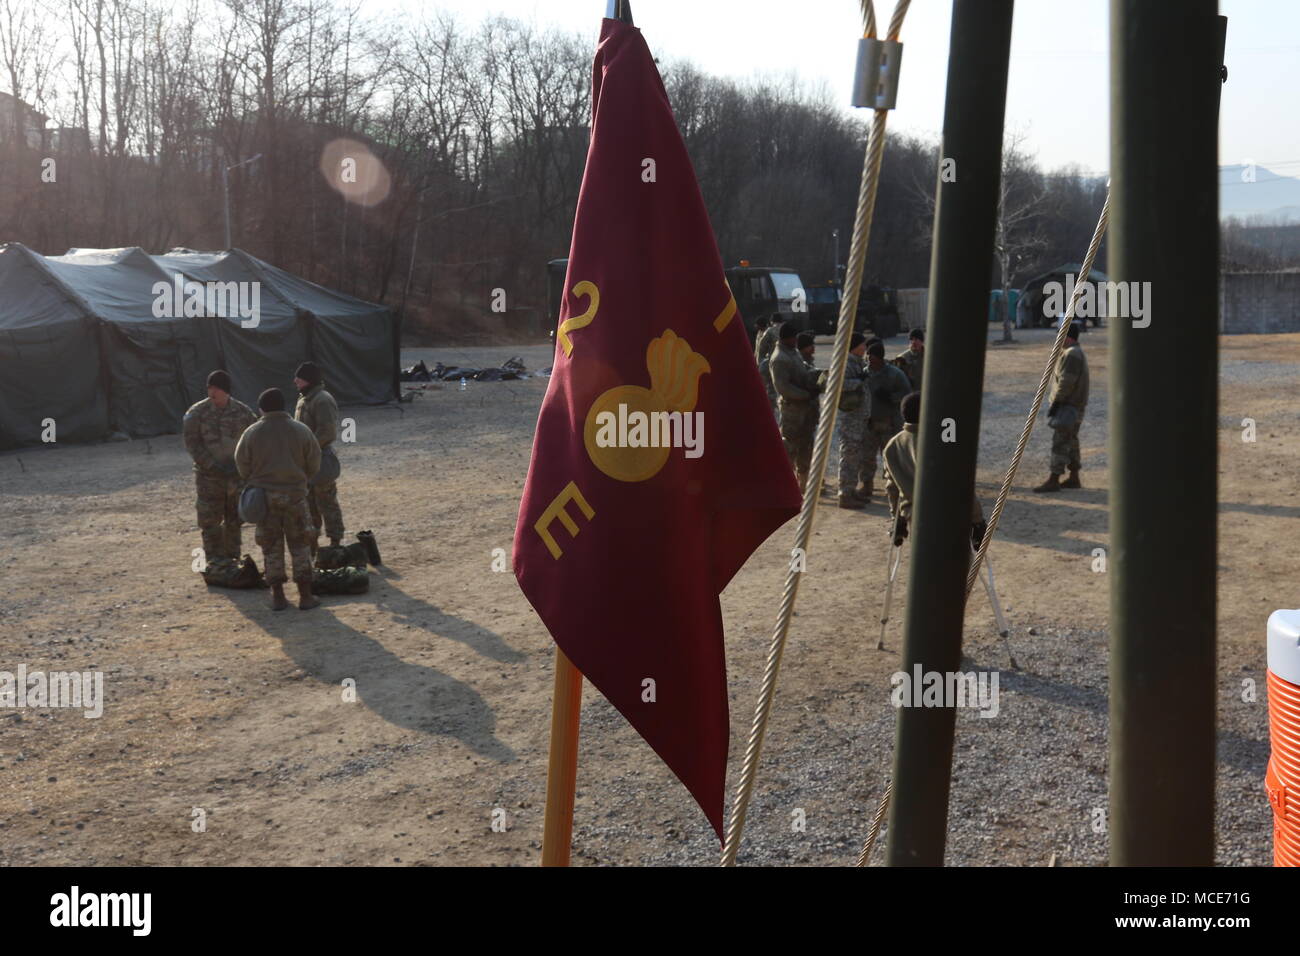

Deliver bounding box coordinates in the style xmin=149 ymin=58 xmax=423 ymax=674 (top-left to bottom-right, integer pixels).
xmin=1220 ymin=164 xmax=1300 ymax=224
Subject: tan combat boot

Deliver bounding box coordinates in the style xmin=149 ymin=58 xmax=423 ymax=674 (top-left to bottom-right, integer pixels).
xmin=296 ymin=577 xmax=321 ymax=610
xmin=1034 ymin=473 xmax=1062 ymax=493
xmin=270 ymin=584 xmax=289 ymax=611
xmin=838 ymin=494 xmax=864 ymax=510
xmin=1061 ymin=469 xmax=1082 ymax=489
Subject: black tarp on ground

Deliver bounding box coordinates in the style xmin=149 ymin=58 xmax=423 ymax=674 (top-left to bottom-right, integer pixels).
xmin=0 ymin=244 xmax=399 ymax=450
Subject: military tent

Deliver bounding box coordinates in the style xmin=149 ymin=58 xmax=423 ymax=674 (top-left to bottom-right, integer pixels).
xmin=0 ymin=244 xmax=399 ymax=449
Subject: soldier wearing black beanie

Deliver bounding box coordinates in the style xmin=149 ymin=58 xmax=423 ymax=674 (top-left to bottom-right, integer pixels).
xmin=292 ymin=360 xmax=346 ymax=548
xmin=183 ymin=369 xmax=256 ymax=562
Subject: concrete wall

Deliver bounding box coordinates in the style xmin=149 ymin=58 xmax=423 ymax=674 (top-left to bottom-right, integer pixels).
xmin=896 ymin=288 xmax=929 ymax=333
xmin=1221 ymin=272 xmax=1300 ymax=334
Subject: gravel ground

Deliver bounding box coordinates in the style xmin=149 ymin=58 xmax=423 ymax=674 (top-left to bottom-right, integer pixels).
xmin=0 ymin=328 xmax=1285 ymax=866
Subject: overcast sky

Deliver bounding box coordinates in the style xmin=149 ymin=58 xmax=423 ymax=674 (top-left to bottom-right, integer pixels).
xmin=377 ymin=0 xmax=1300 ymax=179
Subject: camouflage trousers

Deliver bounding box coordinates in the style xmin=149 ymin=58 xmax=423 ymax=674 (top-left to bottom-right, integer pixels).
xmin=308 ymin=479 xmax=345 ymax=543
xmin=195 ymin=471 xmax=242 ymax=561
xmin=836 ymin=408 xmax=867 ymax=494
xmin=255 ymin=490 xmax=315 ymax=586
xmin=779 ymin=399 xmax=817 ymax=488
xmin=861 ymin=419 xmax=900 ymax=491
xmin=1049 ymin=420 xmax=1083 ymax=475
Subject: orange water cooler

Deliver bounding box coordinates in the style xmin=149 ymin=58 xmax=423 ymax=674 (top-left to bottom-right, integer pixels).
xmin=1267 ymin=609 xmax=1300 ymax=866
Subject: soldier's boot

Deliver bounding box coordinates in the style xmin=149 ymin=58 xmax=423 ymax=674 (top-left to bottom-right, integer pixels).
xmin=270 ymin=584 xmax=289 ymax=611
xmin=854 ymin=483 xmax=872 ymax=503
xmin=838 ymin=494 xmax=864 ymax=510
xmin=1061 ymin=468 xmax=1082 ymax=489
xmin=1034 ymin=473 xmax=1062 ymax=493
xmin=329 ymin=537 xmax=341 ymax=548
xmin=296 ymin=576 xmax=321 ymax=611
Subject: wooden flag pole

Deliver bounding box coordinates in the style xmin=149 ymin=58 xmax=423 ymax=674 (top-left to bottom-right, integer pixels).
xmin=541 ymin=648 xmax=583 ymax=866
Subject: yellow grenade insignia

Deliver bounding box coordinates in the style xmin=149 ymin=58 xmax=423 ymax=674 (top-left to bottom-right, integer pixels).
xmin=584 ymin=329 xmax=711 ymax=483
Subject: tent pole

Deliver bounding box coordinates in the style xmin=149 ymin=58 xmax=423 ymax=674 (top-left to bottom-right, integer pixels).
xmin=884 ymin=0 xmax=1014 ymax=867
xmin=1108 ymin=0 xmax=1222 ymax=867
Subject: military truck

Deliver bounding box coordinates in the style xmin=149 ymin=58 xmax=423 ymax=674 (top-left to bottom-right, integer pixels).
xmin=810 ymin=275 xmax=902 ymax=340
xmin=549 ymin=259 xmax=825 ymax=345
xmin=723 ymin=264 xmax=809 ymax=341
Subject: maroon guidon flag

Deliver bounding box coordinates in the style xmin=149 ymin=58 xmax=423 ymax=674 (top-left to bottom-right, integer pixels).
xmin=513 ymin=17 xmax=800 ymax=837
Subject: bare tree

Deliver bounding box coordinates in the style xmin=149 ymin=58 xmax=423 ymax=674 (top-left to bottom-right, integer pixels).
xmin=993 ymin=131 xmax=1046 ymax=341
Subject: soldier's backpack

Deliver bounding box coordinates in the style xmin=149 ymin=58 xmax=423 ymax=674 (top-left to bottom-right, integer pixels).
xmin=315 ymin=541 xmax=368 ymax=570
xmin=357 ymin=530 xmax=382 ymax=566
xmin=312 ymin=566 xmax=370 ymax=594
xmin=202 ymin=555 xmax=266 ymax=589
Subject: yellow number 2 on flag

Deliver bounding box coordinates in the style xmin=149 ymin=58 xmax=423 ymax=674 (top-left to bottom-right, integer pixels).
xmin=558 ymin=280 xmax=599 ymax=357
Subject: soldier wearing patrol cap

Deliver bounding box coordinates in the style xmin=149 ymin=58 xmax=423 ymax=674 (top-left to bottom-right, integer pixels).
xmin=1034 ymin=321 xmax=1090 ymax=493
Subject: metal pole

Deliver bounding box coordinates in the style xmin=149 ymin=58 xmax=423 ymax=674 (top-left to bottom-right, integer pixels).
xmin=223 ymin=165 xmax=231 ymax=250
xmin=884 ymin=0 xmax=1013 ymax=867
xmin=1108 ymin=2 xmax=1222 ymax=867
xmin=223 ymin=154 xmax=262 ymax=251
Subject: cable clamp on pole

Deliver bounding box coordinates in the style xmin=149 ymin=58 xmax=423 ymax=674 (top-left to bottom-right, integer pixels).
xmin=852 ymin=38 xmax=903 ymax=110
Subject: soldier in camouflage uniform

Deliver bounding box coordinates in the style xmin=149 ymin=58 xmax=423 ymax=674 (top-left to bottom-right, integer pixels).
xmin=1034 ymin=322 xmax=1090 ymax=493
xmin=884 ymin=392 xmax=986 ymax=547
xmin=292 ymin=361 xmax=345 ymax=548
xmin=836 ymin=332 xmax=871 ymax=509
xmin=753 ymin=315 xmax=780 ymax=416
xmin=235 ymin=388 xmax=322 ymax=610
xmin=893 ymin=328 xmax=924 ymax=392
xmin=859 ymin=341 xmax=912 ymax=502
xmin=183 ymin=370 xmax=256 ymax=561
xmin=768 ymin=322 xmax=823 ymax=492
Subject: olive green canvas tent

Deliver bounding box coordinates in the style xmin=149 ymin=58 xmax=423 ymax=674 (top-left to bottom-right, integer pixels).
xmin=0 ymin=244 xmax=399 ymax=449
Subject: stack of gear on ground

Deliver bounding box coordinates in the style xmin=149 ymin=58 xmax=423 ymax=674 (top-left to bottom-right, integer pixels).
xmin=201 ymin=555 xmax=266 ymax=589
xmin=311 ymin=530 xmax=382 ymax=594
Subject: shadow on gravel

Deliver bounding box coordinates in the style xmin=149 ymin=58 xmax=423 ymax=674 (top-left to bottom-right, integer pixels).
xmin=977 ymin=659 xmax=1267 ymax=775
xmin=979 ymin=492 xmax=1108 ymax=556
xmin=1217 ymin=500 xmax=1300 ymax=519
xmin=224 ymin=590 xmax=516 ymax=763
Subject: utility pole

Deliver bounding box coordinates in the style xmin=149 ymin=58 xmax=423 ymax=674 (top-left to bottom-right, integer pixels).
xmin=1108 ymin=2 xmax=1224 ymax=866
xmin=223 ymin=153 xmax=263 ymax=250
xmin=884 ymin=0 xmax=1014 ymax=866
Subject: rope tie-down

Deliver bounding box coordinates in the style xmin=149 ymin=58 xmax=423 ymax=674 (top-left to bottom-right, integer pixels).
xmin=721 ymin=0 xmax=913 ymax=868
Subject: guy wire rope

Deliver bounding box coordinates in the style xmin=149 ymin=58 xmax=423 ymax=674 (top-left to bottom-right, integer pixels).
xmin=721 ymin=0 xmax=913 ymax=868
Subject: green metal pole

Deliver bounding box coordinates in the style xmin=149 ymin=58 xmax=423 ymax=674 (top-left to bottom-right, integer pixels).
xmin=1109 ymin=2 xmax=1222 ymax=866
xmin=884 ymin=0 xmax=1013 ymax=867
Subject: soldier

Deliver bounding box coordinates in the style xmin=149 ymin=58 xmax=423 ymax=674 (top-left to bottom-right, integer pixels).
xmin=859 ymin=340 xmax=912 ymax=503
xmin=753 ymin=314 xmax=780 ymax=416
xmin=1034 ymin=321 xmax=1090 ymax=493
xmin=293 ymin=361 xmax=345 ymax=548
xmin=836 ymin=332 xmax=871 ymax=509
xmin=183 ymin=370 xmax=257 ymax=562
xmin=884 ymin=392 xmax=986 ymax=547
xmin=235 ymin=388 xmax=322 ymax=611
xmin=768 ymin=322 xmax=823 ymax=492
xmin=893 ymin=328 xmax=925 ymax=392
